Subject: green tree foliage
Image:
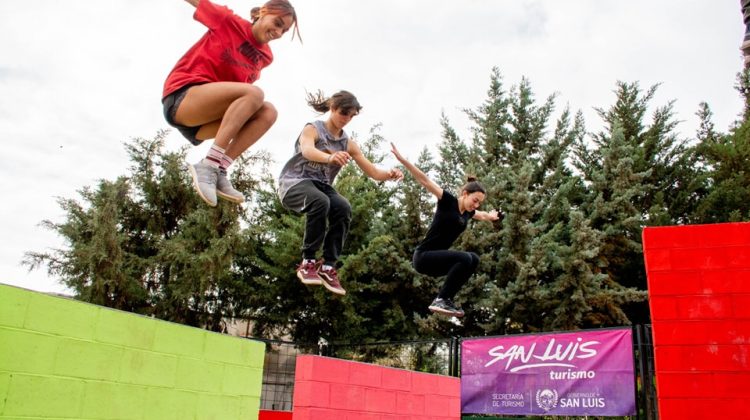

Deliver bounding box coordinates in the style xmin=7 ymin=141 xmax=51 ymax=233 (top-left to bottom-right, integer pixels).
xmin=25 ymin=67 xmax=748 ymax=344
xmin=24 ymin=131 xmax=267 ymax=331
xmin=447 ymin=68 xmax=647 ymax=334
xmin=693 ymin=102 xmax=750 ymax=222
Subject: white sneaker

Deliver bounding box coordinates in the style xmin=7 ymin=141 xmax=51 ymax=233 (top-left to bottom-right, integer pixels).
xmin=216 ymin=169 xmax=245 ymax=203
xmin=187 ymin=161 xmax=218 ymax=207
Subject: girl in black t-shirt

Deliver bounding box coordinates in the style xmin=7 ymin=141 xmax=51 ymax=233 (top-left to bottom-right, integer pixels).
xmin=391 ymin=143 xmax=499 ymax=317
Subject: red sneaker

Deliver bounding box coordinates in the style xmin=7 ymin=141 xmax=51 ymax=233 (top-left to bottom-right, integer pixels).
xmin=318 ymin=264 xmax=346 ymax=295
xmin=296 ymin=260 xmax=322 ymax=285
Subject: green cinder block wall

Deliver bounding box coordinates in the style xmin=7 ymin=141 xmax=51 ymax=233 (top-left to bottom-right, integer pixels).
xmin=0 ymin=283 xmax=265 ymax=420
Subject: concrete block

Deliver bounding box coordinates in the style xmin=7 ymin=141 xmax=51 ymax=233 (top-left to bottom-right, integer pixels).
xmin=221 ymin=365 xmax=263 ymax=397
xmin=364 ymin=388 xmax=396 ymax=413
xmin=54 ymin=337 xmax=123 ymax=381
xmin=733 ymin=294 xmax=750 ymax=319
xmin=293 ymin=380 xmax=330 ymax=408
xmin=676 ymin=295 xmax=733 ymax=320
xmin=0 ymin=372 xmax=9 ymax=414
xmin=424 ymin=393 xmax=453 ymax=417
xmin=239 ymin=396 xmax=262 ymax=419
xmin=348 ymin=360 xmax=381 ymax=387
xmin=95 ymin=307 xmax=156 ymax=350
xmin=727 ymin=246 xmax=750 ymax=268
xmin=381 ymin=368 xmax=411 ymax=391
xmin=24 ymin=292 xmax=98 ymax=340
xmin=3 ymin=374 xmax=84 ymax=418
xmin=311 ymin=356 xmax=351 ymax=384
xmin=647 ymin=271 xmax=701 ymax=296
xmin=174 ymin=356 xmax=224 ymax=393
xmin=152 ymin=319 xmax=206 ymax=359
xmin=204 ymin=332 xmax=264 ymax=368
xmin=644 ymin=248 xmax=671 ymax=271
xmin=0 ymin=284 xmax=30 ymax=328
xmin=701 ymin=269 xmax=750 ymax=294
xmin=196 ymin=393 xmax=242 ymax=420
xmin=671 ymin=248 xmax=729 ymax=270
xmin=81 ymin=380 xmax=147 ymax=420
xmin=649 ymin=296 xmax=679 ymax=321
xmin=396 ymin=392 xmax=424 ymax=415
xmin=329 ymin=383 xmax=365 ymax=411
xmin=656 ymin=372 xmax=713 ymax=398
xmin=120 ymin=348 xmax=178 ymax=388
xmin=0 ymin=328 xmax=58 ymax=375
xmin=140 ymin=387 xmax=198 ymax=420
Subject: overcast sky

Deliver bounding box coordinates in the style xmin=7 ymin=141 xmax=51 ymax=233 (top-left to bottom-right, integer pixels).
xmin=0 ymin=0 xmax=743 ymax=294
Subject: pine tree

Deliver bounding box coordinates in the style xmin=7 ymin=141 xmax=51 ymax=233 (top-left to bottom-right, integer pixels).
xmin=693 ymin=103 xmax=750 ymax=222
xmin=24 ymin=132 xmax=266 ymax=331
xmin=572 ymin=82 xmax=693 ymax=323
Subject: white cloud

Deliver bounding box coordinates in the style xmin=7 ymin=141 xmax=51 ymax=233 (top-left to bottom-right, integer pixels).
xmin=0 ymin=0 xmax=743 ymax=293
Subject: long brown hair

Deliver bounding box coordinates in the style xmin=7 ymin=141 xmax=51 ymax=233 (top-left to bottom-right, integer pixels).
xmin=250 ymin=0 xmax=302 ymax=42
xmin=306 ymin=90 xmax=362 ymax=115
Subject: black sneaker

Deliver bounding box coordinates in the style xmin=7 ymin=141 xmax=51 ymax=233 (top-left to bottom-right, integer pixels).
xmin=428 ymin=298 xmax=465 ymax=317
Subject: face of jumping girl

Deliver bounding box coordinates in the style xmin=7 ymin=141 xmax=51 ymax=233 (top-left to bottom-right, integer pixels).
xmin=461 ymin=191 xmax=486 ymax=212
xmin=331 ymin=106 xmax=359 ymax=129
xmin=253 ymin=12 xmax=294 ymax=43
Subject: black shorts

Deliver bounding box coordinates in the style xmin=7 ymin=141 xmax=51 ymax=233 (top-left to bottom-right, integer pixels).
xmin=162 ymin=83 xmax=204 ymax=146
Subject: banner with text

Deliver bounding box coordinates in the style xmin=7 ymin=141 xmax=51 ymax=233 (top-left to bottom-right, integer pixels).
xmin=461 ymin=328 xmax=635 ymax=416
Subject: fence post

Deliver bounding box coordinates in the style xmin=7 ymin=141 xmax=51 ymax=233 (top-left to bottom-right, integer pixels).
xmin=634 ymin=324 xmax=656 ymax=420
xmin=449 ymin=336 xmax=461 ymax=377
xmin=643 ymin=325 xmax=656 ymax=420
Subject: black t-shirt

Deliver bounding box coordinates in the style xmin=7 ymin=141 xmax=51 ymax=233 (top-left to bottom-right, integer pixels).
xmin=416 ymin=190 xmax=475 ymax=252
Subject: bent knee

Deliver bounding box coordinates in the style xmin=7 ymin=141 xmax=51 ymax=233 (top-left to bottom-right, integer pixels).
xmin=469 ymin=252 xmax=479 ymax=269
xmin=256 ymin=102 xmax=278 ymax=125
xmin=243 ymin=85 xmax=265 ymax=102
xmin=460 ymin=252 xmax=479 ymax=270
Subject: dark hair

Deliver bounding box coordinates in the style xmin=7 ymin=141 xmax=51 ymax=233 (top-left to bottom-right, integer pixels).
xmin=306 ymin=90 xmax=362 ymax=115
xmin=251 ymin=0 xmax=302 ymax=42
xmin=461 ymin=176 xmax=486 ymax=195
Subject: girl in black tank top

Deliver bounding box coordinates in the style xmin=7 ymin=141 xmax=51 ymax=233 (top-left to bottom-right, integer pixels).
xmin=390 ymin=143 xmax=500 ymax=318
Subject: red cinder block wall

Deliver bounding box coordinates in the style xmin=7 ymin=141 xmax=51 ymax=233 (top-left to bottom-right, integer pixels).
xmin=643 ymin=222 xmax=750 ymax=418
xmin=259 ymin=410 xmax=293 ymax=420
xmin=292 ymin=355 xmax=460 ymax=420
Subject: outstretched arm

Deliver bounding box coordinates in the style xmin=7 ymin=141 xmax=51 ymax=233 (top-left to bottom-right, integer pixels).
xmin=349 ymin=140 xmax=403 ymax=182
xmin=185 ymin=0 xmax=199 ymax=7
xmin=390 ymin=142 xmax=443 ymax=199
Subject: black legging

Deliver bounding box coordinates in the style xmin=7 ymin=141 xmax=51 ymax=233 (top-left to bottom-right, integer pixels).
xmin=413 ymin=250 xmax=479 ymax=300
xmin=282 ymin=180 xmax=352 ymax=264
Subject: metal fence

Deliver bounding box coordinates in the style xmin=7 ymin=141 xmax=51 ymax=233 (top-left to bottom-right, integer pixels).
xmin=255 ymin=339 xmax=319 ymax=411
xmin=254 ymin=325 xmax=657 ymax=419
xmin=323 ymin=338 xmax=459 ymax=376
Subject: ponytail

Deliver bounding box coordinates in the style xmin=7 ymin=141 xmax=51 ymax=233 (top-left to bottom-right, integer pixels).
xmin=306 ymin=90 xmax=362 ymax=115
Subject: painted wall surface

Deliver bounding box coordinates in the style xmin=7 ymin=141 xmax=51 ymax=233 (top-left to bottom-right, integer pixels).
xmin=643 ymin=222 xmax=750 ymax=418
xmin=292 ymin=355 xmax=460 ymax=420
xmin=259 ymin=410 xmax=293 ymax=420
xmin=0 ymin=283 xmax=265 ymax=419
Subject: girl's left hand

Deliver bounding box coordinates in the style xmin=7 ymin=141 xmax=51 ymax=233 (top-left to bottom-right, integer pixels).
xmin=390 ymin=142 xmax=406 ymax=163
xmin=486 ymin=210 xmax=500 ymax=221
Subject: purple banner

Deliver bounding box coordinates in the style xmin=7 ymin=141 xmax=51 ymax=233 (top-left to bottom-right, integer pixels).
xmin=461 ymin=328 xmax=635 ymax=416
